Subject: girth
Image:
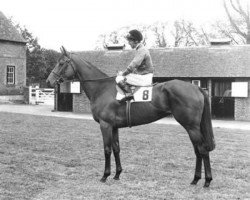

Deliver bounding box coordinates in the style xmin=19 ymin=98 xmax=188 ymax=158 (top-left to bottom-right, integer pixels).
xmin=126 ymin=100 xmax=132 ymax=128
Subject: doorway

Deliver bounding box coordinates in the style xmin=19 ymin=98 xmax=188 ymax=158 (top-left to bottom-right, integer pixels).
xmin=57 ymin=85 xmax=73 ymax=112
xmin=211 ymin=79 xmax=235 ymax=119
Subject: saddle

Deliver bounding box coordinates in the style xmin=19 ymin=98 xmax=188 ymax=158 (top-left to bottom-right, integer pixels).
xmin=116 ymin=85 xmax=153 ymax=102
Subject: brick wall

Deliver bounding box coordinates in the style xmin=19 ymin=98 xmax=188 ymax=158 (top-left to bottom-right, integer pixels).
xmin=73 ymin=91 xmax=91 ymax=113
xmin=234 ymin=79 xmax=250 ymax=121
xmin=0 ymin=41 xmax=26 ymax=96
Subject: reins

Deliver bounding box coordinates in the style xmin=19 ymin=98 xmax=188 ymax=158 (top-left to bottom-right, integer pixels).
xmin=81 ymin=76 xmax=116 ymax=83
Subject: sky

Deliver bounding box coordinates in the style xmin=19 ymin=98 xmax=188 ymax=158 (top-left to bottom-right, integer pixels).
xmin=1 ymin=0 xmax=227 ymax=51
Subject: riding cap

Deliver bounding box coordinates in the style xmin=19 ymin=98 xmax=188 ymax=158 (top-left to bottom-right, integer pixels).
xmin=126 ymin=29 xmax=143 ymax=42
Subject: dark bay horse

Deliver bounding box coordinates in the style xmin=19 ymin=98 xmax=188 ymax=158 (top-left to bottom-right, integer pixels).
xmin=46 ymin=47 xmax=215 ymax=187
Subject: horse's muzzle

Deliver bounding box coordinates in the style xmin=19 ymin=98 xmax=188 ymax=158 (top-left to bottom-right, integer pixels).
xmin=46 ymin=79 xmax=52 ymax=87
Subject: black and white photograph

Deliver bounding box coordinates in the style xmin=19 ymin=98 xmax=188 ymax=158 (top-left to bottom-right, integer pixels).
xmin=0 ymin=0 xmax=250 ymax=199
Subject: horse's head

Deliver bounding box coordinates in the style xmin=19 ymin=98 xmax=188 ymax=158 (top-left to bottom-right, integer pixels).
xmin=46 ymin=46 xmax=77 ymax=87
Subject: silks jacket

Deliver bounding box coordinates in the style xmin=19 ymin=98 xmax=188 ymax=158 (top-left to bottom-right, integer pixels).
xmin=123 ymin=43 xmax=154 ymax=75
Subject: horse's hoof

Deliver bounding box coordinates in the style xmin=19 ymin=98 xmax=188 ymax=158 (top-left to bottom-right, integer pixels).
xmin=100 ymin=177 xmax=107 ymax=183
xmin=203 ymin=178 xmax=212 ymax=187
xmin=203 ymin=181 xmax=211 ymax=188
xmin=203 ymin=182 xmax=210 ymax=187
xmin=190 ymin=180 xmax=198 ymax=185
xmin=113 ymin=176 xmax=120 ymax=180
xmin=190 ymin=176 xmax=200 ymax=185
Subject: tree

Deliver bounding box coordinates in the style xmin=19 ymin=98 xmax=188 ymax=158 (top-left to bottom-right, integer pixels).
xmin=95 ymin=20 xmax=211 ymax=49
xmin=43 ymin=49 xmax=60 ymax=79
xmin=14 ymin=24 xmax=46 ymax=84
xmin=223 ymin=0 xmax=250 ymax=44
xmin=150 ymin=22 xmax=168 ymax=47
xmin=209 ymin=20 xmax=244 ymax=44
xmin=12 ymin=20 xmax=60 ymax=86
xmin=171 ymin=20 xmax=208 ymax=47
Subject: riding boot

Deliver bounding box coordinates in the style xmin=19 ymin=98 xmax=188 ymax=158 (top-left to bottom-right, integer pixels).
xmin=117 ymin=81 xmax=134 ymax=102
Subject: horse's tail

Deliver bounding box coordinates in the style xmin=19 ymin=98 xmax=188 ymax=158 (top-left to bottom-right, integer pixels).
xmin=199 ymin=88 xmax=216 ymax=151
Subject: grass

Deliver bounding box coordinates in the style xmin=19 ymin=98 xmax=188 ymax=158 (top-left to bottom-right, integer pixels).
xmin=0 ymin=112 xmax=249 ymax=200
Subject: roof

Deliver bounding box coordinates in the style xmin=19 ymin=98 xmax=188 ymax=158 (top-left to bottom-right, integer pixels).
xmin=77 ymin=45 xmax=250 ymax=78
xmin=0 ymin=11 xmax=26 ymax=43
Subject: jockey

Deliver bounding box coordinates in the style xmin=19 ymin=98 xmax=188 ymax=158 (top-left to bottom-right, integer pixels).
xmin=116 ymin=29 xmax=154 ymax=102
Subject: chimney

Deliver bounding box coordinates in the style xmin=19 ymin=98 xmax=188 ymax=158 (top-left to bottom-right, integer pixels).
xmin=210 ymin=38 xmax=231 ymax=46
xmin=105 ymin=44 xmax=125 ymax=51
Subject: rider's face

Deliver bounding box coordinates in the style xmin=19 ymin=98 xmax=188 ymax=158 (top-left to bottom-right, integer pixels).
xmin=128 ymin=40 xmax=138 ymax=49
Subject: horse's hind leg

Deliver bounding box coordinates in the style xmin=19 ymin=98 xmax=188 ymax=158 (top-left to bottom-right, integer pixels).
xmin=187 ymin=126 xmax=213 ymax=187
xmin=202 ymin=151 xmax=212 ymax=187
xmin=190 ymin=146 xmax=202 ymax=185
xmin=112 ymin=128 xmax=122 ymax=180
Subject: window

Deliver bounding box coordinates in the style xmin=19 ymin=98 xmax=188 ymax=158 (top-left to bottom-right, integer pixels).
xmin=213 ymin=81 xmax=232 ymax=97
xmin=7 ymin=66 xmax=15 ymax=85
xmin=191 ymin=79 xmax=207 ymax=89
xmin=192 ymin=80 xmax=201 ymax=87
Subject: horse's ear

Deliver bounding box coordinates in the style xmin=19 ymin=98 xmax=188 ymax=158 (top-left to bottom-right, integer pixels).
xmin=60 ymin=46 xmax=69 ymax=57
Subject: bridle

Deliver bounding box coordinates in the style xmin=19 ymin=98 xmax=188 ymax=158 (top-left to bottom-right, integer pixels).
xmin=52 ymin=55 xmax=77 ymax=84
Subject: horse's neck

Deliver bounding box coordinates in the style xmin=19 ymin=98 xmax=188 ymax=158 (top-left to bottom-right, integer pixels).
xmin=72 ymin=56 xmax=110 ymax=100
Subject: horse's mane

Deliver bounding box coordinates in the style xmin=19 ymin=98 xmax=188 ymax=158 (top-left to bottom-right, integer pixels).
xmin=71 ymin=53 xmax=109 ymax=77
xmin=70 ymin=53 xmax=117 ymax=83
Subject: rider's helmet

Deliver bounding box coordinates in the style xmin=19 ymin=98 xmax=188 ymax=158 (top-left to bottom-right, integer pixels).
xmin=126 ymin=29 xmax=143 ymax=42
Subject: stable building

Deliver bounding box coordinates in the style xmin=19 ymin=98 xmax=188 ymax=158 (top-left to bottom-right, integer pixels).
xmin=0 ymin=11 xmax=26 ymax=103
xmin=55 ymin=44 xmax=250 ymax=121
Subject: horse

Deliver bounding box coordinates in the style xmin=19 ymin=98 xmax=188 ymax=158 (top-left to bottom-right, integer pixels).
xmin=46 ymin=46 xmax=215 ymax=187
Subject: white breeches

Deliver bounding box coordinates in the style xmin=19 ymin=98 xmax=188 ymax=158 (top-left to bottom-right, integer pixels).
xmin=116 ymin=73 xmax=153 ymax=86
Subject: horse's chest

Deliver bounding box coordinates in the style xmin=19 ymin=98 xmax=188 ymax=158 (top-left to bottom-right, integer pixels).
xmin=91 ymin=102 xmax=117 ymax=125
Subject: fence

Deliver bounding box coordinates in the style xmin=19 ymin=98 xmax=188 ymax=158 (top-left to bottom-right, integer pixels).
xmin=29 ymin=86 xmax=54 ymax=105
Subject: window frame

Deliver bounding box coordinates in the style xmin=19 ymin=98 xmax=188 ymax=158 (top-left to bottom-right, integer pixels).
xmin=6 ymin=65 xmax=15 ymax=85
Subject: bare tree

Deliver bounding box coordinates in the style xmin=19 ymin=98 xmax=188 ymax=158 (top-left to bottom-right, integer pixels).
xmin=172 ymin=21 xmax=185 ymax=47
xmin=95 ymin=34 xmax=108 ymax=50
xmin=223 ymin=0 xmax=250 ymax=44
xmin=95 ymin=20 xmax=210 ymax=49
xmin=211 ymin=20 xmax=243 ymax=44
xmin=150 ymin=22 xmax=167 ymax=47
xmin=171 ymin=20 xmax=208 ymax=47
xmin=141 ymin=25 xmax=149 ymax=46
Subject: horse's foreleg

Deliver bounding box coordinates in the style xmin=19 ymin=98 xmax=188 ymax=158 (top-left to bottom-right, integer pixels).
xmin=100 ymin=121 xmax=112 ymax=182
xmin=190 ymin=146 xmax=202 ymax=185
xmin=112 ymin=128 xmax=122 ymax=180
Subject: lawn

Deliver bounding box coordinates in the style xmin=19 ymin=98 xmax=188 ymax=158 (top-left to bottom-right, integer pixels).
xmin=0 ymin=112 xmax=249 ymax=200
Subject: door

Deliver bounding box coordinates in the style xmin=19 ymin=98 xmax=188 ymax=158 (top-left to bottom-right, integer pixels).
xmin=211 ymin=80 xmax=235 ymax=119
xmin=212 ymin=97 xmax=234 ymax=119
xmin=57 ymin=84 xmax=73 ymax=112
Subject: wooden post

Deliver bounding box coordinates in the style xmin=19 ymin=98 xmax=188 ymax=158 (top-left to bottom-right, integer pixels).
xmin=208 ymin=79 xmax=212 ymax=111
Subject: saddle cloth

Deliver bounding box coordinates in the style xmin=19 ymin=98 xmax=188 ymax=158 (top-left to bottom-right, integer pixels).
xmin=116 ymin=85 xmax=153 ymax=102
